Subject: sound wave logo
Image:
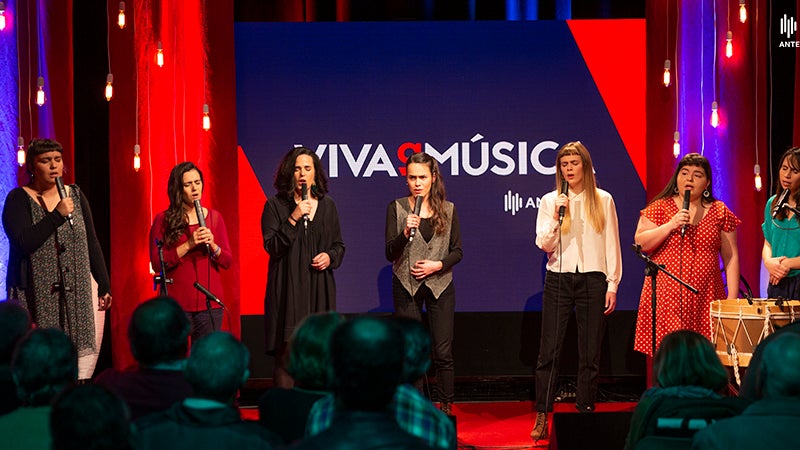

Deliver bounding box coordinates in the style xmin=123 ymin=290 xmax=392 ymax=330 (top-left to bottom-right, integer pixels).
xmin=781 ymin=14 xmax=797 ymax=39
xmin=504 ymin=190 xmax=523 ymax=216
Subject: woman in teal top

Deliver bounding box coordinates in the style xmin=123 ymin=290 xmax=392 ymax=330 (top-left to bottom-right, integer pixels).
xmin=762 ymin=147 xmax=800 ymax=299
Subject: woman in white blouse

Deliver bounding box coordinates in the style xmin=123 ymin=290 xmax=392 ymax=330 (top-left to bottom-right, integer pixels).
xmin=530 ymin=141 xmax=622 ymax=440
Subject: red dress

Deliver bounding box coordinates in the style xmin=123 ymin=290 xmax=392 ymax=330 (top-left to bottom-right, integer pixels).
xmin=634 ymin=198 xmax=741 ymax=356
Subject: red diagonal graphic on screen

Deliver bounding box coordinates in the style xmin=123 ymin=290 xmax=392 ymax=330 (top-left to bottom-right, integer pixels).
xmin=567 ymin=19 xmax=646 ymax=187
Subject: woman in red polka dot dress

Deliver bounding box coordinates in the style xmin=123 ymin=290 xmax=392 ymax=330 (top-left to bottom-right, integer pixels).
xmin=633 ymin=153 xmax=741 ymax=357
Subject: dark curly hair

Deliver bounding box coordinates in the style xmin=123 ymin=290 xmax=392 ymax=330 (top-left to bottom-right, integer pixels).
xmin=273 ymin=147 xmax=328 ymax=201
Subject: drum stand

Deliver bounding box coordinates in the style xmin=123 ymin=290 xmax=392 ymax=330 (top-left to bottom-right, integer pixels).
xmin=633 ymin=244 xmax=698 ymax=355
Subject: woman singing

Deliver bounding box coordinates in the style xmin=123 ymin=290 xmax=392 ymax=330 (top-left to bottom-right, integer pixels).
xmin=531 ymin=141 xmax=621 ymax=439
xmin=633 ymin=153 xmax=740 ymax=357
xmin=3 ymin=138 xmax=112 ymax=379
xmin=385 ymin=152 xmax=462 ymax=415
xmin=762 ymin=147 xmax=800 ymax=299
xmin=149 ymin=162 xmax=232 ymax=342
xmin=262 ymin=147 xmax=345 ymax=388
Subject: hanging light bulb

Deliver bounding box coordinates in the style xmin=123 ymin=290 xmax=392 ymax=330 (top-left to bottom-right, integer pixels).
xmin=156 ymin=41 xmax=164 ymax=67
xmin=202 ymin=104 xmax=211 ymax=131
xmin=754 ymin=164 xmax=762 ymax=191
xmin=663 ymin=59 xmax=671 ymax=87
xmin=16 ymin=136 xmax=25 ymax=166
xmin=672 ymin=131 xmax=680 ymax=158
xmin=0 ymin=2 xmax=7 ymax=31
xmin=105 ymin=74 xmax=114 ymax=101
xmin=118 ymin=2 xmax=126 ymax=29
xmin=739 ymin=0 xmax=747 ymax=23
xmin=725 ymin=31 xmax=733 ymax=58
xmin=36 ymin=77 xmax=45 ymax=106
xmin=710 ymin=101 xmax=719 ymax=128
xmin=133 ymin=144 xmax=141 ymax=172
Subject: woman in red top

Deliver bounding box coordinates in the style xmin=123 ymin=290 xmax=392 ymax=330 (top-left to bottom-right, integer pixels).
xmin=149 ymin=162 xmax=232 ymax=342
xmin=633 ymin=153 xmax=740 ymax=357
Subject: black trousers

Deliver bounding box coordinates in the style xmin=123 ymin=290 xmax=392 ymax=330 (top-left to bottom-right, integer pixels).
xmin=393 ymin=276 xmax=455 ymax=403
xmin=535 ymin=271 xmax=607 ymax=412
xmin=186 ymin=308 xmax=224 ymax=344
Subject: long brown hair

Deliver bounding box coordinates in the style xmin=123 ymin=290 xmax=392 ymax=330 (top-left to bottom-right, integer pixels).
xmin=772 ymin=147 xmax=800 ymax=221
xmin=555 ymin=142 xmax=605 ymax=234
xmin=163 ymin=162 xmax=203 ymax=246
xmin=406 ymin=152 xmax=448 ymax=235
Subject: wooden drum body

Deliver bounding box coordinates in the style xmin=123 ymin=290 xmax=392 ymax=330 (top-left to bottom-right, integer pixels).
xmin=710 ymin=298 xmax=800 ymax=368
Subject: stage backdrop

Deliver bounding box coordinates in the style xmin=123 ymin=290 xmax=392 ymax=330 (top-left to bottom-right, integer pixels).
xmin=234 ymin=20 xmax=645 ymax=314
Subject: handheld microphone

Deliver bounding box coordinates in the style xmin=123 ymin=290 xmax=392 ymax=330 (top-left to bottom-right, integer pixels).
xmin=681 ymin=189 xmax=691 ymax=238
xmin=55 ymin=177 xmax=73 ymax=227
xmin=193 ymin=281 xmax=226 ymax=308
xmin=409 ymin=195 xmax=423 ymax=242
xmin=772 ymin=189 xmax=791 ymax=219
xmin=193 ymin=199 xmax=211 ymax=254
xmin=558 ymin=179 xmax=569 ymax=224
xmin=301 ymin=182 xmax=309 ymax=228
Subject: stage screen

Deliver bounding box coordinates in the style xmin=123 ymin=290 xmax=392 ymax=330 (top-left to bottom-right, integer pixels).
xmin=235 ymin=20 xmax=646 ymax=313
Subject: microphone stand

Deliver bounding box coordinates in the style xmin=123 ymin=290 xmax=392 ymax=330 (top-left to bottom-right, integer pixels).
xmin=632 ymin=244 xmax=698 ymax=356
xmin=153 ymin=239 xmax=172 ymax=296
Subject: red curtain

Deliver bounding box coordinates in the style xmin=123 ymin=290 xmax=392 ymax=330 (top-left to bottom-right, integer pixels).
xmin=646 ymin=0 xmax=768 ymax=293
xmin=13 ymin=0 xmax=74 ymax=184
xmin=108 ymin=0 xmax=238 ymax=369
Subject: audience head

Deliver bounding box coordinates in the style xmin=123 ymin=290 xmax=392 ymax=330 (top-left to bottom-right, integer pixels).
xmin=287 ymin=311 xmax=344 ymax=390
xmin=274 ymin=146 xmax=329 ymax=200
xmin=184 ymin=332 xmax=249 ymax=403
xmin=758 ymin=332 xmax=800 ymax=399
xmin=0 ymin=301 xmax=32 ymax=364
xmin=331 ymin=316 xmax=404 ymax=411
xmin=11 ymin=328 xmax=77 ymax=406
xmin=391 ymin=316 xmax=432 ymax=384
xmin=128 ymin=296 xmax=191 ymax=367
xmin=50 ymin=384 xmax=132 ymax=450
xmin=652 ymin=330 xmax=727 ymax=392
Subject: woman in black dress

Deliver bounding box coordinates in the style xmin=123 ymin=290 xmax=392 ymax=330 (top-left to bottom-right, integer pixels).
xmin=385 ymin=152 xmax=462 ymax=415
xmin=3 ymin=138 xmax=111 ymax=379
xmin=261 ymin=147 xmax=345 ymax=388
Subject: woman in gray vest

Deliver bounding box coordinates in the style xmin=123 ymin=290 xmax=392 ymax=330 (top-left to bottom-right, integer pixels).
xmin=385 ymin=152 xmax=463 ymax=415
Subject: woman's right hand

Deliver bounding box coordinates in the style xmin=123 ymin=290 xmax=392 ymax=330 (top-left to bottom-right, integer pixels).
xmin=293 ymin=200 xmax=312 ymax=222
xmin=404 ymin=214 xmax=420 ymax=238
xmin=55 ymin=197 xmax=74 ymax=220
xmin=552 ymin=194 xmax=568 ymax=221
xmin=670 ymin=207 xmax=690 ymax=231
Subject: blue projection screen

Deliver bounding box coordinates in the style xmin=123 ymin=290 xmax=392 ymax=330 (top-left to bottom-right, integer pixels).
xmin=235 ymin=21 xmax=645 ymax=313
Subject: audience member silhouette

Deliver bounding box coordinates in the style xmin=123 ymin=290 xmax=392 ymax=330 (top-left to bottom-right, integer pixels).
xmin=739 ymin=320 xmax=800 ymax=401
xmin=135 ymin=331 xmax=279 ymax=449
xmin=624 ymin=330 xmax=749 ymax=450
xmin=0 ymin=301 xmax=32 ymax=416
xmin=50 ymin=384 xmax=133 ymax=450
xmin=94 ymin=296 xmax=193 ymax=420
xmin=0 ymin=328 xmax=77 ymax=450
xmin=259 ymin=311 xmax=343 ymax=445
xmin=692 ymin=332 xmax=800 ymax=449
xmin=293 ymin=315 xmax=433 ymax=449
xmin=306 ymin=315 xmax=455 ymax=449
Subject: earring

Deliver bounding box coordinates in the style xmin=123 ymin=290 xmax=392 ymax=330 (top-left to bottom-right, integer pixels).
xmin=673 ymin=187 xmax=679 ymax=194
xmin=703 ymin=189 xmax=710 ymax=198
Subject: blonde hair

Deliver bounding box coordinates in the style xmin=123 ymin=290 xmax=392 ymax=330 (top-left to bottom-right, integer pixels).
xmin=555 ymin=141 xmax=605 ymax=234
